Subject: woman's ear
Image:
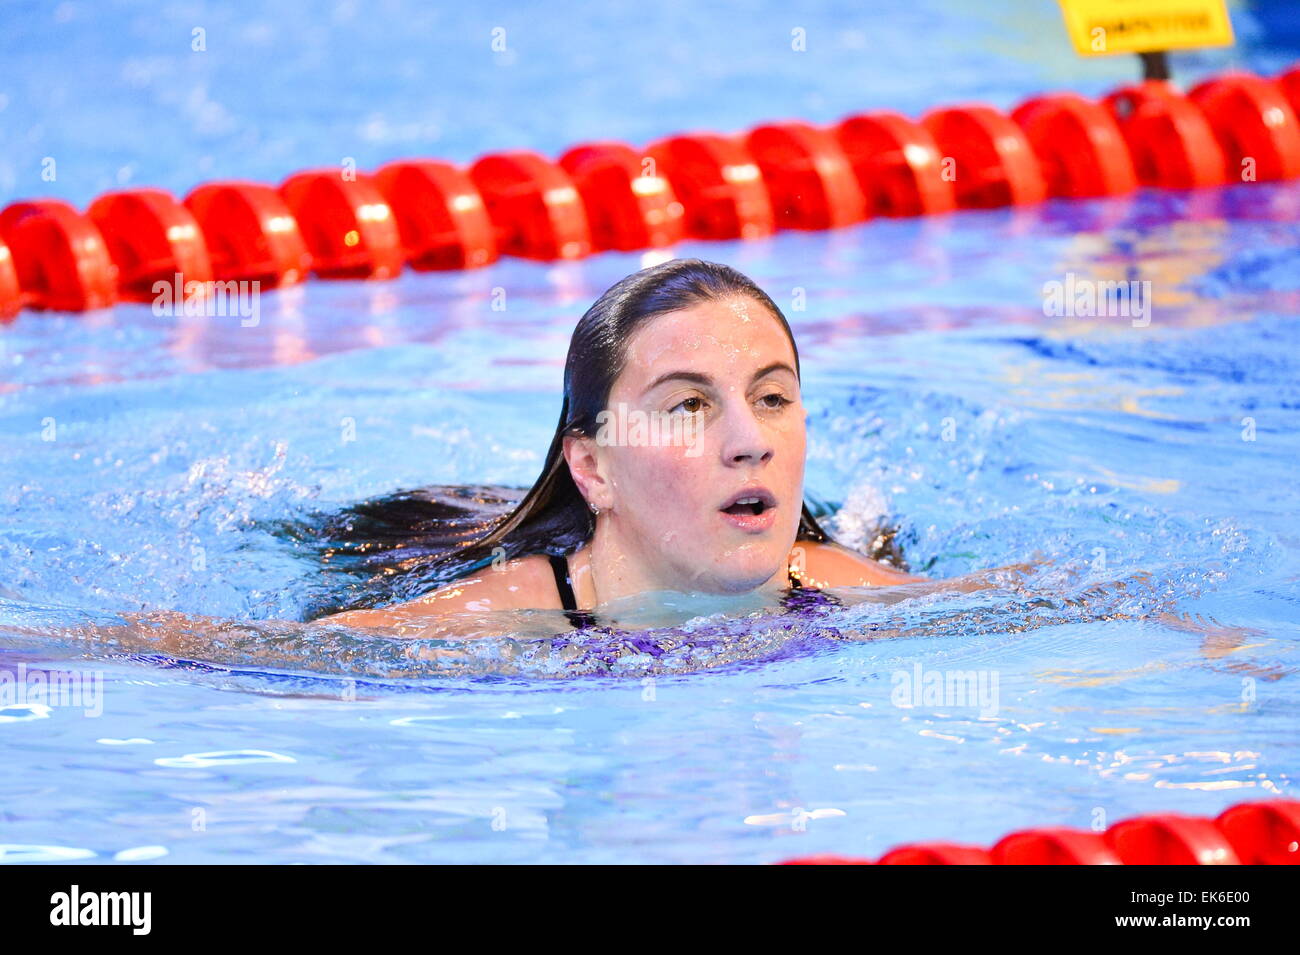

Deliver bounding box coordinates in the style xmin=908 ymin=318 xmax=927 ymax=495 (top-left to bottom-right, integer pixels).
xmin=563 ymin=434 xmax=613 ymax=511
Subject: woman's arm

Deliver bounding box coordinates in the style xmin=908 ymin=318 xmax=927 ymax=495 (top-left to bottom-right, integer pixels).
xmin=798 ymin=540 xmax=1050 ymax=597
xmin=0 ymin=603 xmax=497 ymax=674
xmin=795 ymin=541 xmax=926 ymax=587
xmin=319 ymin=554 xmax=558 ymax=628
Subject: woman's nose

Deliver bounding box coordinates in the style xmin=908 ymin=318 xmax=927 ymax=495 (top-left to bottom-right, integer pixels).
xmin=720 ymin=406 xmax=775 ymax=466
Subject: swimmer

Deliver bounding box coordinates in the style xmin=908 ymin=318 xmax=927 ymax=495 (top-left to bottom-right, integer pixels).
xmin=23 ymin=257 xmax=1046 ymax=662
xmin=322 ymin=257 xmax=929 ymax=632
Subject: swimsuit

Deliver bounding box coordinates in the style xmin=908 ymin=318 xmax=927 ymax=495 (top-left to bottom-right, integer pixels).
xmin=548 ymin=553 xmax=601 ymax=630
xmin=547 ymin=552 xmax=842 ymax=630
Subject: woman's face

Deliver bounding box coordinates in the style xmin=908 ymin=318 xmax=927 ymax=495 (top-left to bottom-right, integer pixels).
xmin=586 ymin=295 xmax=807 ymax=594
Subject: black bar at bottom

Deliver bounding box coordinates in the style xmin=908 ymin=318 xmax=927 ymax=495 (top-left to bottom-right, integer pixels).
xmin=0 ymin=862 xmax=1282 ymax=940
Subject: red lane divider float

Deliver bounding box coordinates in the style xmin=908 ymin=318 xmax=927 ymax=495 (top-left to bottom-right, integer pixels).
xmin=645 ymin=132 xmax=775 ymax=240
xmin=993 ymin=827 xmax=1120 ymax=865
xmin=833 ymin=111 xmax=956 ymax=216
xmin=1280 ymin=65 xmax=1300 ymax=122
xmin=878 ymin=842 xmax=994 ymax=865
xmin=469 ymin=150 xmax=591 ymax=260
xmin=558 ymin=141 xmax=684 ymax=252
xmin=87 ymin=187 xmax=213 ymax=301
xmin=3 ymin=64 xmax=1299 ymax=321
xmin=279 ymin=170 xmax=404 ymax=280
xmin=0 ymin=235 xmax=20 ymax=318
xmin=1218 ymin=799 xmax=1300 ymax=864
xmin=184 ymin=181 xmax=311 ymax=287
xmin=1189 ymin=72 xmax=1300 ymax=182
xmin=1106 ymin=813 xmax=1240 ymax=865
xmin=1011 ymin=93 xmax=1137 ymax=198
xmin=1104 ymin=80 xmax=1228 ymax=188
xmin=922 ymin=104 xmax=1047 ymax=207
xmin=779 ymin=798 xmax=1300 ymax=865
xmin=744 ymin=121 xmax=867 ymax=230
xmin=0 ymin=199 xmax=117 ymax=312
xmin=374 ymin=159 xmax=498 ymax=269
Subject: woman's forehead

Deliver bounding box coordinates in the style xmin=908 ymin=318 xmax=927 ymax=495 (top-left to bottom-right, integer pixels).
xmin=620 ymin=298 xmax=796 ymax=380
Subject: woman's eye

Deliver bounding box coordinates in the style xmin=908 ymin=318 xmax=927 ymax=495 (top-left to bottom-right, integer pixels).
xmin=670 ymin=396 xmax=706 ymax=415
xmin=758 ymin=393 xmax=791 ymax=410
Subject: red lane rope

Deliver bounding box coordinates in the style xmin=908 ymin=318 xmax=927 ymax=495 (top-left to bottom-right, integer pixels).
xmin=779 ymin=798 xmax=1300 ymax=865
xmin=2 ymin=64 xmax=1298 ymax=322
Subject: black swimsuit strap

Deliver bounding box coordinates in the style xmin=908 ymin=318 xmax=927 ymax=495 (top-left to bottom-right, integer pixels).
xmin=549 ymin=553 xmax=599 ymax=630
xmin=549 ymin=553 xmax=578 ymax=610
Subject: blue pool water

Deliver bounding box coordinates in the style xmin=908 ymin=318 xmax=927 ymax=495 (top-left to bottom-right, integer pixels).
xmin=1 ymin=1 xmax=1298 ymax=863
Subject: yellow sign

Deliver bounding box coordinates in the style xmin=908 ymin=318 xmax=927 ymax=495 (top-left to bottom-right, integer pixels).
xmin=1057 ymin=0 xmax=1235 ymax=56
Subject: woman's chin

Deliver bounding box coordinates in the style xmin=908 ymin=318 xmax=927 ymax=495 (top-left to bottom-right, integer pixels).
xmin=697 ymin=561 xmax=787 ymax=595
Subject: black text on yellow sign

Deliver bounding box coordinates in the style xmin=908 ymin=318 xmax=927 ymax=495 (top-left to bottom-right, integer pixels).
xmin=1057 ymin=0 xmax=1235 ymax=56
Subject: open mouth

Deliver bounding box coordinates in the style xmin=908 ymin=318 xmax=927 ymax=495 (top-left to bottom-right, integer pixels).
xmin=719 ymin=488 xmax=777 ymax=518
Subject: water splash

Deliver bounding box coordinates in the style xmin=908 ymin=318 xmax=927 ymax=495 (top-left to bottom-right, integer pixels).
xmin=0 ymin=549 xmax=1229 ymax=682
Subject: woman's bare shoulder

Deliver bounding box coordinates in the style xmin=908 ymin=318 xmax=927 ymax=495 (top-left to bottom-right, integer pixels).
xmin=319 ymin=554 xmax=560 ymax=627
xmin=792 ymin=540 xmax=925 ymax=587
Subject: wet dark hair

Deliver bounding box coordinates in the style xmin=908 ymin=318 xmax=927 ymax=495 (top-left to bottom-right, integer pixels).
xmin=286 ymin=258 xmax=832 ymax=619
